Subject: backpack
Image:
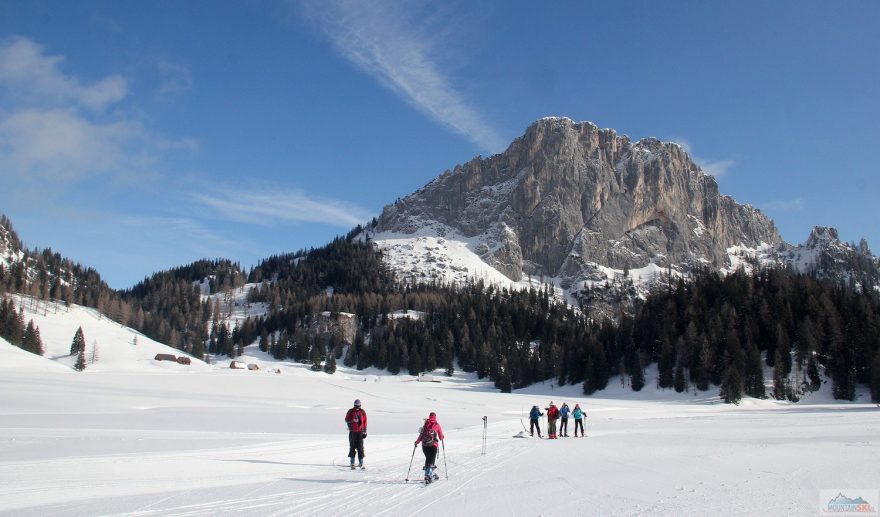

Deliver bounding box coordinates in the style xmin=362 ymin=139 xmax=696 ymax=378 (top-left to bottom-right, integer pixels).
xmin=346 ymin=408 xmax=364 ymax=432
xmin=419 ymin=421 xmax=438 ymax=447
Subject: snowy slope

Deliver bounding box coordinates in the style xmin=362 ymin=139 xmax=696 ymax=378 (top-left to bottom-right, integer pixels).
xmin=0 ymin=352 xmax=877 ymax=516
xmin=2 ymin=294 xmax=206 ymax=372
xmin=1 ymin=292 xmax=878 ymax=516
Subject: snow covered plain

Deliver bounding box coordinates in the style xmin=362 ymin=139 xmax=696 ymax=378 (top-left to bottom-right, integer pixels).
xmin=1 ymin=297 xmax=879 ymax=516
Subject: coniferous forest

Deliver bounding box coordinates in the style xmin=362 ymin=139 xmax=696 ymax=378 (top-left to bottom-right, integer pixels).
xmin=2 ymin=215 xmax=879 ymax=403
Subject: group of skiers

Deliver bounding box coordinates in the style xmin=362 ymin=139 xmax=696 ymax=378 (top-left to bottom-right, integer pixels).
xmin=344 ymin=399 xmax=445 ymax=484
xmin=528 ymin=401 xmax=587 ymax=438
xmin=344 ymin=399 xmax=585 ymax=485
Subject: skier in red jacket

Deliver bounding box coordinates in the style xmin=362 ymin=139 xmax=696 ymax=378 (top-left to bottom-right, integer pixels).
xmin=344 ymin=399 xmax=368 ymax=469
xmin=415 ymin=412 xmax=445 ymax=483
xmin=546 ymin=401 xmax=560 ymax=439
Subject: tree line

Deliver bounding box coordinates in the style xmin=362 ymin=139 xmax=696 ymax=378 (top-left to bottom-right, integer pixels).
xmin=0 ymin=297 xmax=44 ymax=356
xmin=2 ymin=215 xmax=879 ymax=402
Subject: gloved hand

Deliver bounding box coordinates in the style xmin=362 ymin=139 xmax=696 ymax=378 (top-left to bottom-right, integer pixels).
xmin=363 ymin=432 xmax=367 ymax=439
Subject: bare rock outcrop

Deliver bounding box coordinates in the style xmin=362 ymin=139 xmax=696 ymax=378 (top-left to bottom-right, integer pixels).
xmin=376 ymin=117 xmax=781 ymax=283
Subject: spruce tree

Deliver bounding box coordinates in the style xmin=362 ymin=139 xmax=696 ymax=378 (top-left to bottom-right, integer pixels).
xmin=658 ymin=338 xmax=675 ymax=389
xmin=772 ymin=349 xmax=788 ymax=400
xmin=721 ymin=363 xmax=743 ymax=404
xmin=22 ymin=320 xmax=41 ymax=354
xmin=259 ymin=329 xmax=268 ymax=353
xmin=630 ymin=353 xmax=645 ymax=392
xmin=695 ymin=341 xmax=712 ymax=391
xmin=191 ymin=337 xmax=206 ymax=362
xmin=673 ymin=361 xmax=687 ymax=393
xmin=806 ymin=354 xmax=822 ymax=392
xmin=75 ymin=348 xmax=87 ymax=371
xmin=323 ymin=351 xmax=336 ymax=374
xmin=871 ymin=350 xmax=880 ymax=403
xmin=70 ymin=327 xmax=86 ymax=356
xmin=310 ymin=339 xmax=323 ymax=371
xmin=744 ymin=343 xmax=766 ymax=399
xmin=33 ymin=325 xmax=44 ymax=356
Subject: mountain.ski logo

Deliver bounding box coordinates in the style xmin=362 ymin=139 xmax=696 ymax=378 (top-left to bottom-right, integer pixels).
xmin=821 ymin=490 xmax=878 ymax=515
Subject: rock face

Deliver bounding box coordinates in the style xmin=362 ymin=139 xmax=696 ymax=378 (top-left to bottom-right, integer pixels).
xmin=375 ymin=117 xmax=781 ymax=285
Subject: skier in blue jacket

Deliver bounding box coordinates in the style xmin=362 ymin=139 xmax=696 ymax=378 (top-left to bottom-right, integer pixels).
xmin=572 ymin=403 xmax=586 ymax=437
xmin=528 ymin=405 xmax=543 ymax=438
xmin=559 ymin=403 xmax=571 ymax=437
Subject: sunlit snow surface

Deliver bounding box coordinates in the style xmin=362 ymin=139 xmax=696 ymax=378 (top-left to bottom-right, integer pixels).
xmin=1 ymin=295 xmax=878 ymax=516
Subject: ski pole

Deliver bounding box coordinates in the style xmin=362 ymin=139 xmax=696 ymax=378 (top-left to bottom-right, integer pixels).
xmin=441 ymin=439 xmax=448 ymax=479
xmin=404 ymin=443 xmax=417 ymax=482
xmin=481 ymin=416 xmax=487 ymax=455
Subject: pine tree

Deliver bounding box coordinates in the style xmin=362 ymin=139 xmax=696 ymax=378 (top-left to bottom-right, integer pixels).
xmin=310 ymin=338 xmax=323 ymax=371
xmin=673 ymin=360 xmax=687 ymax=393
xmin=323 ymin=351 xmax=337 ymax=374
xmin=70 ymin=327 xmax=86 ymax=356
xmin=657 ymin=337 xmax=675 ymax=389
xmin=806 ymin=354 xmax=822 ymax=392
xmin=743 ymin=343 xmax=766 ymax=399
xmin=630 ymin=352 xmax=645 ymax=392
xmin=258 ymin=329 xmax=268 ymax=353
xmin=695 ymin=341 xmax=712 ymax=391
xmin=772 ymin=349 xmax=788 ymax=400
xmin=21 ymin=320 xmax=41 ymax=355
xmin=191 ymin=336 xmax=206 ymax=361
xmin=217 ymin=323 xmax=233 ymax=357
xmin=33 ymin=325 xmax=44 ymax=356
xmin=720 ymin=363 xmax=743 ymax=404
xmin=870 ymin=350 xmax=880 ymax=403
xmin=75 ymin=348 xmax=87 ymax=371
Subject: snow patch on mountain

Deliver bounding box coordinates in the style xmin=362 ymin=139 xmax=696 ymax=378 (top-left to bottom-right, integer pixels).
xmin=200 ymin=282 xmax=269 ymax=327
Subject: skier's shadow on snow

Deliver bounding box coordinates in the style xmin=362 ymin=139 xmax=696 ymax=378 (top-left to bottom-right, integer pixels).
xmin=283 ymin=478 xmax=411 ymax=485
xmin=222 ymin=459 xmax=331 ymax=468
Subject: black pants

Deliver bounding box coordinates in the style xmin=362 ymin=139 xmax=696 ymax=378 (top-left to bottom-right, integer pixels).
xmin=348 ymin=431 xmax=365 ymax=462
xmin=529 ymin=418 xmax=541 ymax=436
xmin=422 ymin=444 xmax=438 ymax=469
xmin=560 ymin=417 xmax=569 ymax=436
xmin=574 ymin=419 xmax=584 ymax=436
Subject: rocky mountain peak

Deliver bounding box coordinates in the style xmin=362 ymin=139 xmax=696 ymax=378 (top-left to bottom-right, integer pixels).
xmin=375 ymin=118 xmax=781 ymax=291
xmin=805 ymin=226 xmax=839 ymax=248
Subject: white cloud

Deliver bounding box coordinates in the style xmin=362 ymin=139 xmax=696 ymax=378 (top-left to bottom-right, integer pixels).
xmin=0 ymin=36 xmax=127 ymax=112
xmin=0 ymin=109 xmax=140 ymax=181
xmin=671 ymin=137 xmax=734 ymax=178
xmin=0 ymin=37 xmax=196 ymax=185
xmin=763 ymin=198 xmax=805 ymax=212
xmin=156 ymin=59 xmax=193 ymax=96
xmin=122 ymin=216 xmax=238 ymax=254
xmin=192 ymin=187 xmax=371 ymax=228
xmin=698 ymin=159 xmax=735 ymax=178
xmin=300 ymin=0 xmax=505 ymax=153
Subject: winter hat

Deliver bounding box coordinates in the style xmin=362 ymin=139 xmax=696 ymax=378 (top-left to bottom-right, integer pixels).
xmin=575 ymin=404 xmax=580 ymax=408
xmin=354 ymin=399 xmax=361 ymax=407
xmin=550 ymin=401 xmax=554 ymax=405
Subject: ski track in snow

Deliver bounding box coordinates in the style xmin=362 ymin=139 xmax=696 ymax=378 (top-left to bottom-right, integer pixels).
xmin=2 ymin=294 xmax=879 ymax=516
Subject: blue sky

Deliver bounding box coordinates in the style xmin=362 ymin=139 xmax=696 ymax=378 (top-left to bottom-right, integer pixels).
xmin=1 ymin=1 xmax=877 ymax=289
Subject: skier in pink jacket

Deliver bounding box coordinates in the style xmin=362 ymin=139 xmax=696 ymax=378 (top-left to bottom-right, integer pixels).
xmin=415 ymin=412 xmax=445 ymax=483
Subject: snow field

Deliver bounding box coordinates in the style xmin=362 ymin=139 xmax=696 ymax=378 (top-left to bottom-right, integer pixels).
xmin=1 ymin=362 xmax=878 ymax=516
xmin=1 ymin=294 xmax=878 ymax=516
